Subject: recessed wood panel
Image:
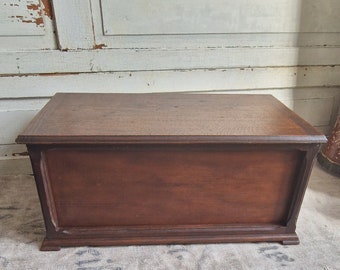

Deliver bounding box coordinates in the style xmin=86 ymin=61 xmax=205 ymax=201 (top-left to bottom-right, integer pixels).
xmin=44 ymin=145 xmax=302 ymax=227
xmin=100 ymin=0 xmax=340 ymax=35
xmin=0 ymin=0 xmax=45 ymax=36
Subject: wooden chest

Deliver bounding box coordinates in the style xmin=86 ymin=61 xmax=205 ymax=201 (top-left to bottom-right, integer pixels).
xmin=16 ymin=93 xmax=326 ymax=251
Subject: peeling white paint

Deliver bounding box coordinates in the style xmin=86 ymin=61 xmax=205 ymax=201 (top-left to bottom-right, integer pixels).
xmin=0 ymin=0 xmax=45 ymax=35
xmin=1 ymin=48 xmax=340 ymax=75
xmin=0 ymin=0 xmax=340 ymax=169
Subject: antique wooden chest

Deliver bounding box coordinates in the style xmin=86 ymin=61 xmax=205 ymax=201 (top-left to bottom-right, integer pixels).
xmin=16 ymin=93 xmax=326 ymax=251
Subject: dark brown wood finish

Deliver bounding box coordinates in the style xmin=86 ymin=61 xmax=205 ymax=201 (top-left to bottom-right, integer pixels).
xmin=16 ymin=93 xmax=325 ymax=144
xmin=17 ymin=93 xmax=326 ymax=251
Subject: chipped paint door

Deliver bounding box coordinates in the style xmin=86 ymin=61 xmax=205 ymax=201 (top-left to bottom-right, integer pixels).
xmin=0 ymin=0 xmax=56 ymax=50
xmin=47 ymin=0 xmax=340 ymax=72
xmin=90 ymin=0 xmax=340 ymax=49
xmin=1 ymin=0 xmax=340 ymax=69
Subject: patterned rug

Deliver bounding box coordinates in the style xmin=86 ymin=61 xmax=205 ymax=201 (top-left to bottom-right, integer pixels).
xmin=0 ymin=164 xmax=339 ymax=270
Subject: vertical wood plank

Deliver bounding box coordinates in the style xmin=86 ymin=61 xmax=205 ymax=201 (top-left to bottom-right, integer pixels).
xmin=52 ymin=0 xmax=94 ymax=50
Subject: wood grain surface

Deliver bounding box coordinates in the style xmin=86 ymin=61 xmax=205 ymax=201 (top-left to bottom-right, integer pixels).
xmin=18 ymin=93 xmax=326 ymax=250
xmin=16 ymin=93 xmax=326 ymax=144
xmin=44 ymin=145 xmax=301 ymax=227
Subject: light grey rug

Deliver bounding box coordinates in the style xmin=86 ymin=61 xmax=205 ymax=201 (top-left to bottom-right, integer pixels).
xmin=0 ymin=164 xmax=339 ymax=270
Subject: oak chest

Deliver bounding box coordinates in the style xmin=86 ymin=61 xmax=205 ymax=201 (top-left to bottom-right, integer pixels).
xmin=16 ymin=93 xmax=326 ymax=251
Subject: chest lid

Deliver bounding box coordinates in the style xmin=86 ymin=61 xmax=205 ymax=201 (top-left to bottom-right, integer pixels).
xmin=16 ymin=93 xmax=326 ymax=144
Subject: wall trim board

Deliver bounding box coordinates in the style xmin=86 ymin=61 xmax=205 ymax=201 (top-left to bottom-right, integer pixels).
xmin=1 ymin=67 xmax=339 ymax=99
xmin=1 ymin=47 xmax=340 ymax=75
xmin=0 ymin=144 xmax=27 ymax=157
xmin=0 ymin=144 xmax=30 ymax=174
xmin=1 ymin=87 xmax=339 ymax=111
xmin=93 ymin=33 xmax=340 ymax=49
xmin=0 ymin=157 xmax=32 ymax=175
